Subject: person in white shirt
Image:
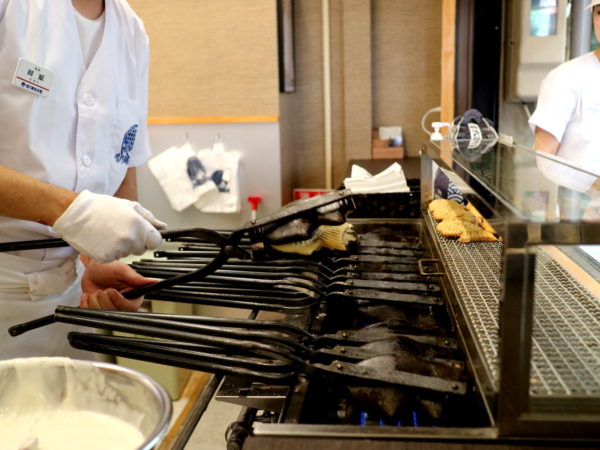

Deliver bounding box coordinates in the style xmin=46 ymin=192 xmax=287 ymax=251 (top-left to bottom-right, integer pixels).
xmin=529 ymin=0 xmax=600 ymax=217
xmin=0 ymin=0 xmax=164 ymax=358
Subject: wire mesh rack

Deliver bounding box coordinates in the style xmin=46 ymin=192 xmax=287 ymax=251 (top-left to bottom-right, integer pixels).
xmin=429 ymin=212 xmax=600 ymax=397
xmin=531 ymin=250 xmax=600 ymax=396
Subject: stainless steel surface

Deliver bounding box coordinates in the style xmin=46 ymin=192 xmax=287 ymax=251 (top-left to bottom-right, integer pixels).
xmin=251 ymin=423 xmax=498 ymax=440
xmin=429 ymin=212 xmax=600 ymax=398
xmin=96 ymin=361 xmax=173 ymax=450
xmin=216 ymin=377 xmax=288 ymax=412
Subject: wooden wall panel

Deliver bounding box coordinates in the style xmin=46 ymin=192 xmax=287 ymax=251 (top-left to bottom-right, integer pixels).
xmin=441 ymin=0 xmax=457 ymax=124
xmin=330 ymin=0 xmax=344 ymax=187
xmin=280 ymin=0 xmax=443 ymax=197
xmin=280 ymin=0 xmax=373 ymax=193
xmin=339 ymin=0 xmax=373 ymax=182
xmin=330 ymin=0 xmax=373 ymax=185
xmin=279 ymin=0 xmax=325 ymax=200
xmin=129 ymin=0 xmax=279 ymax=120
xmin=372 ymin=0 xmax=442 ymax=156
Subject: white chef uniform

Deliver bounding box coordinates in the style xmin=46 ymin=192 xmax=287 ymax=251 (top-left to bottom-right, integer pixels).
xmin=0 ymin=0 xmax=152 ymax=358
xmin=529 ymin=52 xmax=600 ymax=193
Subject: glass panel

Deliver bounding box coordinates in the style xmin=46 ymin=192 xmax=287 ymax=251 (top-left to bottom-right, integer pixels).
xmin=431 ymin=140 xmax=600 ymax=223
xmin=530 ymin=0 xmax=558 ymax=37
xmin=530 ymin=245 xmax=600 ymax=400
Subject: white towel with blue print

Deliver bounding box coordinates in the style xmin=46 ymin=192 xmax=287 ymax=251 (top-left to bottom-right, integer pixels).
xmin=194 ymin=148 xmax=241 ymax=213
xmin=148 ymin=143 xmax=217 ymax=212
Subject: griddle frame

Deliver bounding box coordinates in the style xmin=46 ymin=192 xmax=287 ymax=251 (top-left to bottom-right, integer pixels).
xmin=420 ymin=143 xmax=600 ymax=440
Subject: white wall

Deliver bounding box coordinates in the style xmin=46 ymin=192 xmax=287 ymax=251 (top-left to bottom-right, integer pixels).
xmin=137 ymin=123 xmax=282 ymax=231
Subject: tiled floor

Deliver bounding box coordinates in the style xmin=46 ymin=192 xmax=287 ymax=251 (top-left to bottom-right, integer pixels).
xmin=170 ymin=397 xmax=241 ymax=449
xmin=186 ymin=399 xmax=241 ymax=449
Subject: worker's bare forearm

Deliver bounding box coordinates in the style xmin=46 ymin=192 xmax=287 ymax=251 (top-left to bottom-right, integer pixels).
xmin=0 ymin=164 xmax=76 ymax=226
xmin=534 ymin=127 xmax=560 ymax=155
xmin=113 ymin=167 xmax=138 ymax=201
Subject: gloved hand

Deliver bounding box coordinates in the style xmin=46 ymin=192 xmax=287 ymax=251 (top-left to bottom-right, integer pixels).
xmin=52 ymin=190 xmax=167 ymax=263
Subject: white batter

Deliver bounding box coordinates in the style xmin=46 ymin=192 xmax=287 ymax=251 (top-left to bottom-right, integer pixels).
xmin=0 ymin=410 xmax=144 ymax=450
xmin=0 ymin=358 xmax=149 ymax=450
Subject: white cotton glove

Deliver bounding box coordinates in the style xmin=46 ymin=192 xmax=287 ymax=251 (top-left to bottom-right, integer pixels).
xmin=52 ymin=190 xmax=167 ymax=263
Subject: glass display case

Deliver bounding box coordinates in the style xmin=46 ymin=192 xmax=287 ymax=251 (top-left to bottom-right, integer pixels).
xmin=421 ymin=139 xmax=600 ymax=439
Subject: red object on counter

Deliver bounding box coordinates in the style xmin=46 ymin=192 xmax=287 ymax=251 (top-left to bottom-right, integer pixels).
xmin=292 ymin=189 xmax=333 ymax=200
xmin=247 ymin=196 xmax=262 ymax=221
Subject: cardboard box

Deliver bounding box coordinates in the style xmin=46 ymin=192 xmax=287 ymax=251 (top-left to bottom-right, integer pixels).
xmin=372 ymin=128 xmax=404 ymax=159
xmin=372 ymin=145 xmax=404 ymax=159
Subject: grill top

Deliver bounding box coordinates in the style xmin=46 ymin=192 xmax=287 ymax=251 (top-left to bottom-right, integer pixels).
xmin=431 ymin=212 xmax=600 ymax=397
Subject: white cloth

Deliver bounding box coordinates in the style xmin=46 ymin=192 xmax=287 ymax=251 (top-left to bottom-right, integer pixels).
xmin=0 ymin=0 xmax=152 ymax=261
xmin=148 ymin=143 xmax=218 ymax=212
xmin=0 ymin=0 xmax=151 ymax=357
xmin=73 ymin=8 xmax=105 ymax=69
xmin=343 ymin=162 xmax=410 ymax=194
xmin=0 ymin=253 xmax=78 ymax=302
xmin=194 ymin=149 xmax=242 ymax=213
xmin=0 ymin=254 xmax=92 ymax=360
xmin=529 ymin=52 xmax=600 ymax=192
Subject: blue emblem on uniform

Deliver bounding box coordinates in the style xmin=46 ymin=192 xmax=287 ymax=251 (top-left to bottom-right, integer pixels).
xmin=114 ymin=124 xmax=138 ymax=165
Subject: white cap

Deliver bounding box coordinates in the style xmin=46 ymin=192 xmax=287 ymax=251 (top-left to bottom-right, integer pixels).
xmin=588 ymin=0 xmax=600 ymax=9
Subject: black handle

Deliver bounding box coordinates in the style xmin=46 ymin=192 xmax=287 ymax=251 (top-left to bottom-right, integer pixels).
xmin=8 ymin=314 xmax=56 ymax=336
xmin=0 ymin=228 xmax=247 ymax=254
xmin=0 ymin=238 xmax=68 ymax=252
xmin=122 ymin=246 xmax=233 ymax=298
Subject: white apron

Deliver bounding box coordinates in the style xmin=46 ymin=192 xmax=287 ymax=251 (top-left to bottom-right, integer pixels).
xmin=0 ymin=253 xmax=92 ymax=360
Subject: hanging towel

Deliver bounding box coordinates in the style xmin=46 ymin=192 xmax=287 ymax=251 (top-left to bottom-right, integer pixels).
xmin=148 ymin=143 xmax=217 ymax=212
xmin=194 ymin=148 xmax=242 ymax=213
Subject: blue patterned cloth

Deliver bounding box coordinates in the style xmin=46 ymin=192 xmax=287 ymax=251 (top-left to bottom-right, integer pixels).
xmin=114 ymin=124 xmax=138 ymax=164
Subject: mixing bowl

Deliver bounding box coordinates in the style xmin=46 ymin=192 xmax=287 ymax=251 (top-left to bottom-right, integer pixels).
xmin=0 ymin=357 xmax=172 ymax=450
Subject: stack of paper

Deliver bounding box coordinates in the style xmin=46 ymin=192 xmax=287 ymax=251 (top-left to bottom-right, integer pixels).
xmin=343 ymin=162 xmax=410 ymax=193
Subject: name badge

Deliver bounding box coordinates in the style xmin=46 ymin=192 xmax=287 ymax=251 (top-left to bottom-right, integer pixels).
xmin=12 ymin=58 xmax=55 ymax=98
